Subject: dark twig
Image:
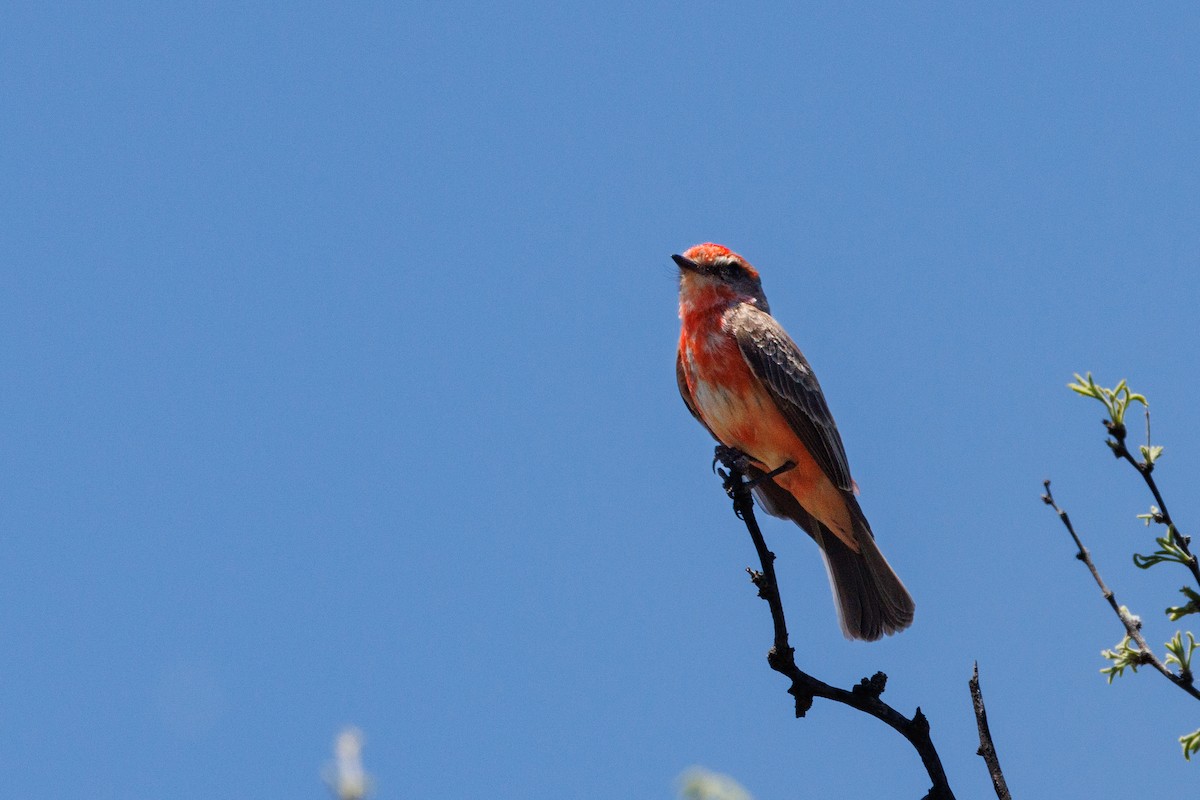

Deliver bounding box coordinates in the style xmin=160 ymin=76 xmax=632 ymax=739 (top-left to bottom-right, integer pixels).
xmin=1042 ymin=481 xmax=1200 ymax=701
xmin=745 ymin=459 xmax=796 ymax=488
xmin=714 ymin=446 xmax=956 ymax=800
xmin=1104 ymin=421 xmax=1200 ymax=588
xmin=969 ymin=663 xmax=1011 ymax=800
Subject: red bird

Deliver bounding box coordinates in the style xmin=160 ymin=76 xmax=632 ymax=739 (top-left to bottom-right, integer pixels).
xmin=675 ymin=243 xmax=914 ymax=640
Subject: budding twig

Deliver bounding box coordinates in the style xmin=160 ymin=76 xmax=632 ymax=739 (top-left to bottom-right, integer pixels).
xmin=1042 ymin=481 xmax=1200 ymax=701
xmin=1104 ymin=420 xmax=1200 ymax=588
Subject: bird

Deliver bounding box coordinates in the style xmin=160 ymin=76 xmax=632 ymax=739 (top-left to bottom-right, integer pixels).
xmin=674 ymin=242 xmax=914 ymax=641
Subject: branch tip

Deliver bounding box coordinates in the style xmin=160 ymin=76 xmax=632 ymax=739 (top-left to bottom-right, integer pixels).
xmin=970 ymin=663 xmax=1012 ymax=800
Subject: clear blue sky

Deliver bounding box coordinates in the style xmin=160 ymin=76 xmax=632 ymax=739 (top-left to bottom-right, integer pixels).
xmin=4 ymin=3 xmax=1199 ymax=797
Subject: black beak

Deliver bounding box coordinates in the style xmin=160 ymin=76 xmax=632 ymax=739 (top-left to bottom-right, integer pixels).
xmin=672 ymin=254 xmax=701 ymax=273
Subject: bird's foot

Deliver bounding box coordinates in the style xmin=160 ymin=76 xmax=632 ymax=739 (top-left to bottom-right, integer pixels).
xmin=712 ymin=444 xmax=750 ymax=476
xmin=712 ymin=445 xmax=752 ymax=503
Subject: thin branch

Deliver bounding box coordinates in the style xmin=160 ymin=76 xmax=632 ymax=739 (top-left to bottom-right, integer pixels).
xmin=1042 ymin=480 xmax=1200 ymax=701
xmin=714 ymin=446 xmax=956 ymax=800
xmin=969 ymin=663 xmax=1011 ymax=800
xmin=1105 ymin=421 xmax=1200 ymax=588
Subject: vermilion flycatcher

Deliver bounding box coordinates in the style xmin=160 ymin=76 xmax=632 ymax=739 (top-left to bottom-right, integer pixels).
xmin=675 ymin=243 xmax=914 ymax=640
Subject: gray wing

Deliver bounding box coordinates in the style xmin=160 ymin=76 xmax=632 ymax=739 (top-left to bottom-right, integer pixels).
xmin=727 ymin=303 xmax=854 ymax=491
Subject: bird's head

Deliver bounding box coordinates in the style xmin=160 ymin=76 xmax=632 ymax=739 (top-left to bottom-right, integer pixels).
xmin=674 ymin=243 xmax=769 ymax=312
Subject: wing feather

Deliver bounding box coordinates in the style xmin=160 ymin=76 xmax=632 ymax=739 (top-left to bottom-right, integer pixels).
xmin=727 ymin=304 xmax=854 ymax=491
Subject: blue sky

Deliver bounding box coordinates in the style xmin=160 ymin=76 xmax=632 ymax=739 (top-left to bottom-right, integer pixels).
xmin=4 ymin=3 xmax=1199 ymax=797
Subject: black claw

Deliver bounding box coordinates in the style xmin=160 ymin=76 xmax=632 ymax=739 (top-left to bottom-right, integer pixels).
xmin=713 ymin=444 xmax=750 ymax=475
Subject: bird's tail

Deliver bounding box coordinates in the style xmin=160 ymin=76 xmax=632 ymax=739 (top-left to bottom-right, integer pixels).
xmin=751 ymin=474 xmax=915 ymax=641
xmin=817 ymin=508 xmax=914 ymax=641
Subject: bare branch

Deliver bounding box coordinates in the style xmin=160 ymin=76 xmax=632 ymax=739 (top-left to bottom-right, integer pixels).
xmin=970 ymin=663 xmax=1011 ymax=800
xmin=714 ymin=447 xmax=956 ymax=800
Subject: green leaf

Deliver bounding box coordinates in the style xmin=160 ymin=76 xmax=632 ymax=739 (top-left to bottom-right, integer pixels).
xmin=1100 ymin=634 xmax=1146 ymax=682
xmin=1167 ymin=588 xmax=1200 ymax=622
xmin=1140 ymin=444 xmax=1164 ymax=464
xmin=1068 ymin=372 xmax=1147 ymax=427
xmin=1068 ymin=373 xmax=1096 ymax=397
xmin=1180 ymin=729 xmax=1200 ymax=761
xmin=1133 ymin=534 xmax=1192 ymax=569
xmin=1165 ymin=631 xmax=1198 ymax=675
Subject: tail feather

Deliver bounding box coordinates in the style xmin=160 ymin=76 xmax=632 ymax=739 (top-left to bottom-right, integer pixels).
xmin=818 ymin=517 xmax=914 ymax=640
xmin=750 ymin=470 xmax=914 ymax=641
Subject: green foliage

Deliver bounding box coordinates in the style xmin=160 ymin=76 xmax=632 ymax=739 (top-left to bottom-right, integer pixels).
xmin=1167 ymin=588 xmax=1200 ymax=622
xmin=1100 ymin=630 xmax=1146 ymax=683
xmin=1180 ymin=729 xmax=1200 ymax=761
xmin=1133 ymin=530 xmax=1192 ymax=570
xmin=1165 ymin=632 xmax=1198 ymax=679
xmin=1068 ymin=374 xmax=1198 ymax=761
xmin=1068 ymin=372 xmax=1147 ymax=430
